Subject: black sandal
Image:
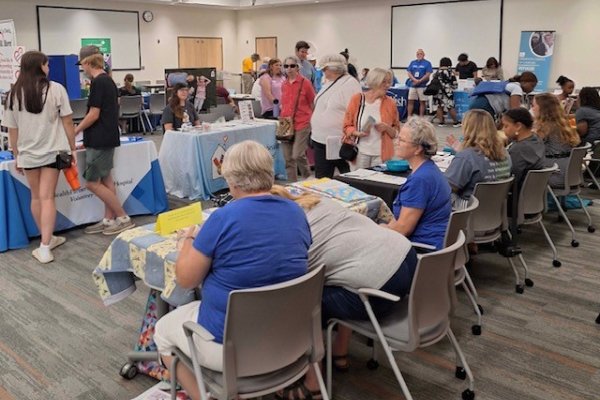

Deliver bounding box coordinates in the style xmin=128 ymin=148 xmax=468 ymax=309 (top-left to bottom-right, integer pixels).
xmin=332 ymin=355 xmax=350 ymax=372
xmin=275 ymin=380 xmax=323 ymax=400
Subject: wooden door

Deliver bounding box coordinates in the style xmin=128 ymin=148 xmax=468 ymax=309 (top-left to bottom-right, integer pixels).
xmin=178 ymin=37 xmax=223 ymax=69
xmin=256 ymin=37 xmax=277 ymax=61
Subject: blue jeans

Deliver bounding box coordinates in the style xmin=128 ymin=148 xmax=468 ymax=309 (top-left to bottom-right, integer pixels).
xmin=321 ymin=248 xmax=418 ymax=326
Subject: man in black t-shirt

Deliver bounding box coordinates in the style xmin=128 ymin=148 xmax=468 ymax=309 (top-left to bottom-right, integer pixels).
xmin=455 ymin=53 xmax=478 ymax=79
xmin=74 ymin=45 xmax=135 ymax=235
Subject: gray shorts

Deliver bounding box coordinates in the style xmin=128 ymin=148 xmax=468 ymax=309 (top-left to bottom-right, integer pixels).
xmin=83 ymin=148 xmax=115 ymax=181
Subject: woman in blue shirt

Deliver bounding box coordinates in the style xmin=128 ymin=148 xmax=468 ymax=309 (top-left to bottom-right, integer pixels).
xmin=387 ymin=117 xmax=452 ymax=250
xmin=154 ymin=140 xmax=311 ymax=400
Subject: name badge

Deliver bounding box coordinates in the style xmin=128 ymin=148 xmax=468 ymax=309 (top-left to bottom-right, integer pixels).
xmin=414 ymin=71 xmax=420 ymax=78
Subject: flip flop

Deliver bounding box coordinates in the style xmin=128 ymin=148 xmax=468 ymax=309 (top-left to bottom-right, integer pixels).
xmin=275 ymin=380 xmax=323 ymax=400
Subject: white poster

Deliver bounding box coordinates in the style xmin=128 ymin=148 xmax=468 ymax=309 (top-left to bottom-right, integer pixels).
xmin=0 ymin=46 xmax=24 ymax=121
xmin=0 ymin=20 xmax=17 ymax=48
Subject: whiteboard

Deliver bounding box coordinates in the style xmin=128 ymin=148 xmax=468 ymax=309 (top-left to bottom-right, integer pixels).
xmin=391 ymin=0 xmax=502 ymax=69
xmin=37 ymin=6 xmax=141 ymax=70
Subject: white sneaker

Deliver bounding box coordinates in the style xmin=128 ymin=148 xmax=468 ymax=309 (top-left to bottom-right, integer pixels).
xmin=49 ymin=235 xmax=66 ymax=250
xmin=102 ymin=216 xmax=135 ymax=235
xmin=32 ymin=247 xmax=54 ymax=264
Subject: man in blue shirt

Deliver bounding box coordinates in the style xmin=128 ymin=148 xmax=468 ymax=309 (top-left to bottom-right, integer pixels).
xmin=406 ymin=49 xmax=433 ymax=118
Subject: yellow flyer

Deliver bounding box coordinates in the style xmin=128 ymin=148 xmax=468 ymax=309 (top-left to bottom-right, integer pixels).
xmin=155 ymin=202 xmax=203 ymax=236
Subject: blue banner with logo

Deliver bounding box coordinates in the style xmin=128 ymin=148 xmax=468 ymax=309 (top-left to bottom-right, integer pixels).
xmin=517 ymin=31 xmax=555 ymax=92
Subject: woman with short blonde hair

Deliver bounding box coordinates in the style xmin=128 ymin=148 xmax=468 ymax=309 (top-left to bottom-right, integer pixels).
xmin=222 ymin=140 xmax=274 ymax=192
xmin=343 ymin=67 xmax=400 ymax=168
xmin=155 ymin=140 xmax=311 ymax=400
xmin=445 ymin=110 xmax=512 ymax=200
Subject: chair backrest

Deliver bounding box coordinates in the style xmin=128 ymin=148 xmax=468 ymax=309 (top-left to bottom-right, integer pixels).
xmin=149 ymin=93 xmax=166 ymax=114
xmin=517 ymin=164 xmax=558 ymax=225
xmin=471 ymin=177 xmax=514 ymax=235
xmin=445 ymin=196 xmax=479 ymax=248
xmin=70 ymin=99 xmax=88 ymax=122
xmin=222 ymin=265 xmax=325 ymax=380
xmin=407 ymin=232 xmax=465 ymax=348
xmin=120 ymin=95 xmax=143 ymax=116
xmin=563 ymin=143 xmax=591 ymax=189
xmin=212 ymin=104 xmax=236 ymax=121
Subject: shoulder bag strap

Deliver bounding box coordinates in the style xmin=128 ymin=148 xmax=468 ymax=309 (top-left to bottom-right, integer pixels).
xmin=290 ymin=76 xmax=305 ymax=120
xmin=314 ymin=74 xmax=345 ymax=107
xmin=354 ymin=93 xmax=366 ymax=145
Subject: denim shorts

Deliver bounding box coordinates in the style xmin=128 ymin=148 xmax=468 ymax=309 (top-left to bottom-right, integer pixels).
xmin=321 ymin=247 xmax=419 ymax=326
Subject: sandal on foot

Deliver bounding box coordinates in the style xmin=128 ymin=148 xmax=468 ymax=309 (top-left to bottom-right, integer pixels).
xmin=275 ymin=381 xmax=323 ymax=400
xmin=332 ymin=355 xmax=350 ymax=372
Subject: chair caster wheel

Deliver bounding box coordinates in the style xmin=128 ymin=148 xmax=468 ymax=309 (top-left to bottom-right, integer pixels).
xmin=471 ymin=325 xmax=482 ymax=336
xmin=588 ymin=226 xmax=595 ymax=233
xmin=571 ymin=240 xmax=579 ymax=247
xmin=515 ymin=284 xmax=524 ymax=294
xmin=525 ymin=278 xmax=534 ymax=287
xmin=462 ymin=388 xmax=475 ymax=400
xmin=455 ymin=366 xmax=467 ymax=380
xmin=366 ymin=359 xmax=379 ymax=370
xmin=477 ymin=304 xmax=484 ymax=315
xmin=552 ymin=259 xmax=561 ymax=268
xmin=596 ymin=313 xmax=600 ymax=324
xmin=119 ymin=363 xmax=138 ymax=380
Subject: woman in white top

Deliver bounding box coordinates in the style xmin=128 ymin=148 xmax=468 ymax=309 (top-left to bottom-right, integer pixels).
xmin=2 ymin=51 xmax=76 ymax=263
xmin=343 ymin=67 xmax=399 ymax=169
xmin=310 ymin=54 xmax=362 ymax=178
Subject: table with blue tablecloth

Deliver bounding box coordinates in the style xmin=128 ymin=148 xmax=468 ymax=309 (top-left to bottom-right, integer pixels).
xmin=158 ymin=121 xmax=286 ymax=200
xmin=0 ymin=140 xmax=168 ymax=252
xmin=386 ymin=87 xmax=470 ymax=121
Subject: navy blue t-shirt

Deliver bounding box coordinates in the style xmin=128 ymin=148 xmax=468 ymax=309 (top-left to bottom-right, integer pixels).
xmin=393 ymin=160 xmax=451 ymax=249
xmin=193 ymin=195 xmax=311 ymax=343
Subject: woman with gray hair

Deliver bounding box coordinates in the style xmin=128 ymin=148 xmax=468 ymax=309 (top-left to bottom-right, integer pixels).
xmin=386 ymin=117 xmax=452 ymax=249
xmin=280 ymin=55 xmax=316 ymax=181
xmin=310 ymin=54 xmax=362 ymax=178
xmin=343 ymin=67 xmax=400 ymax=168
xmin=154 ymin=140 xmax=311 ymax=400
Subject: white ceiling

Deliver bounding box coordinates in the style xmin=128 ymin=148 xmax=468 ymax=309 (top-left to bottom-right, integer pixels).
xmin=115 ymin=0 xmax=347 ymax=9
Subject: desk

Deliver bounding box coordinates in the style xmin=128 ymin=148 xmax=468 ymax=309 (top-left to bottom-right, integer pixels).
xmin=0 ymin=140 xmax=168 ymax=252
xmin=335 ymin=173 xmax=405 ymax=210
xmin=142 ymin=84 xmax=165 ymax=94
xmin=93 ymin=193 xmax=391 ymax=380
xmin=386 ymin=88 xmax=470 ymax=122
xmin=158 ymin=121 xmax=286 ymax=200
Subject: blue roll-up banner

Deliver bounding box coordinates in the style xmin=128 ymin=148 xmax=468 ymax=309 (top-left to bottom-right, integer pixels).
xmin=517 ymin=31 xmax=555 ymax=92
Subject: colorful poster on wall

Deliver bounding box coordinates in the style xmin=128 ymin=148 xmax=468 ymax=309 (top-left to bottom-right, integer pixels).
xmin=0 ymin=20 xmax=17 ymax=47
xmin=517 ymin=31 xmax=555 ymax=92
xmin=81 ymin=38 xmax=112 ymax=69
xmin=0 ymin=46 xmax=25 ymax=120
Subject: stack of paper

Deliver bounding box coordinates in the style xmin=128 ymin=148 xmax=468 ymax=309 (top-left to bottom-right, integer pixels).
xmin=298 ymin=178 xmax=373 ymax=202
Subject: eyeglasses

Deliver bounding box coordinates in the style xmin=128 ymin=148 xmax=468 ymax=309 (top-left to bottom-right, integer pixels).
xmin=283 ymin=64 xmax=298 ymax=69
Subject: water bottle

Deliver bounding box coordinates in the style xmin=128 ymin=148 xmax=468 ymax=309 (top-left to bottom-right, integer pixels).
xmin=64 ymin=164 xmax=81 ymax=191
xmin=273 ymin=99 xmax=280 ymax=118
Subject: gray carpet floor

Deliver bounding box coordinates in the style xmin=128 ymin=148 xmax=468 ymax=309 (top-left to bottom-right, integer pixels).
xmin=0 ymin=128 xmax=599 ymax=400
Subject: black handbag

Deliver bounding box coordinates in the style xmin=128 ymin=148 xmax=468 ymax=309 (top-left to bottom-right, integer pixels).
xmin=424 ymin=77 xmax=442 ymax=96
xmin=339 ymin=142 xmax=358 ymax=161
xmin=55 ymin=151 xmax=73 ymax=170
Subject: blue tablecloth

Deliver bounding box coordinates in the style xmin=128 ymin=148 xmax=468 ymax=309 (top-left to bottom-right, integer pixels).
xmin=158 ymin=121 xmax=286 ymax=200
xmin=387 ymin=87 xmax=470 ymax=121
xmin=0 ymin=140 xmax=168 ymax=252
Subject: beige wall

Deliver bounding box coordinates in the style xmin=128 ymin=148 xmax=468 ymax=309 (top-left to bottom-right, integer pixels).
xmin=236 ymin=0 xmax=600 ymax=88
xmin=4 ymin=0 xmax=600 ymax=88
xmin=2 ymin=0 xmax=238 ymax=86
